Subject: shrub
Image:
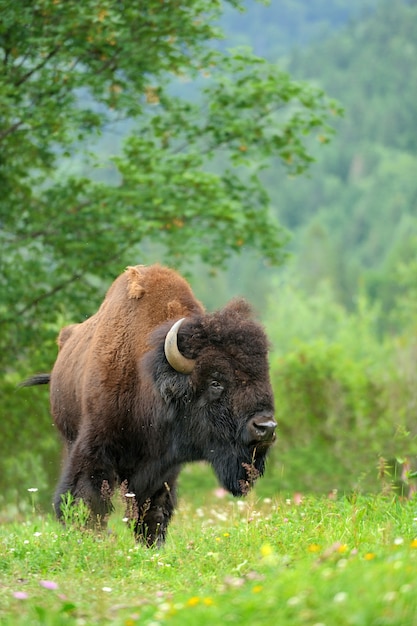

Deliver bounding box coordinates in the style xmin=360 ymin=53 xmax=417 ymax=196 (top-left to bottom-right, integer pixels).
xmin=264 ymin=279 xmax=417 ymax=495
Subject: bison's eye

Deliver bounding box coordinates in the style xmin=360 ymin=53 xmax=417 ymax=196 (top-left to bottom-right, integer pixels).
xmin=208 ymin=379 xmax=224 ymax=401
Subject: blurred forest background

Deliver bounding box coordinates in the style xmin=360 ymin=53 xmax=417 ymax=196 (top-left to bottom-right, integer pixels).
xmin=2 ymin=0 xmax=417 ymax=514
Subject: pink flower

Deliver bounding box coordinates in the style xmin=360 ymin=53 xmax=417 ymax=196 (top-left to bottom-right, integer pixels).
xmin=13 ymin=591 xmax=28 ymax=600
xmin=214 ymin=488 xmax=228 ymax=499
xmin=40 ymin=580 xmax=58 ymax=590
xmin=293 ymin=492 xmax=303 ymax=506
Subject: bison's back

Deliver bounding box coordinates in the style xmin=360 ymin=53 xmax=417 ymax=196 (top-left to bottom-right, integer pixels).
xmin=50 ymin=264 xmax=204 ymax=442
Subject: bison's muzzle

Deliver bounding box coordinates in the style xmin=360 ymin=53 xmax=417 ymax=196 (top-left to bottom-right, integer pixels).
xmin=246 ymin=414 xmax=277 ymax=446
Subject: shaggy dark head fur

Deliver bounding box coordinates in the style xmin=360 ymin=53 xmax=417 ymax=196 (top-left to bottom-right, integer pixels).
xmin=146 ymin=298 xmax=276 ymax=496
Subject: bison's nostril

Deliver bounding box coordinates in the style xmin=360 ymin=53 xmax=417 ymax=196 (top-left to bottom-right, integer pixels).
xmin=248 ymin=416 xmax=277 ymax=443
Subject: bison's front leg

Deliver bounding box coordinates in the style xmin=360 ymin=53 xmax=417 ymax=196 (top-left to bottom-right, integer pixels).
xmin=132 ymin=470 xmax=179 ymax=547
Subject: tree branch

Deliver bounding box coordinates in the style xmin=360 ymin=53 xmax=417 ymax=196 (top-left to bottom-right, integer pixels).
xmin=14 ymin=46 xmax=61 ymax=87
xmin=7 ymin=243 xmax=134 ymax=323
xmin=0 ymin=120 xmax=25 ymax=143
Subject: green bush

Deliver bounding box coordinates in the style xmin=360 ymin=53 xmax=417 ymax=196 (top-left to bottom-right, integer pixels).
xmin=265 ymin=279 xmax=417 ymax=495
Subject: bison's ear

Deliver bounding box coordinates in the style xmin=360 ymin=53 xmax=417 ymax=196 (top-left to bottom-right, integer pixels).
xmin=223 ymin=297 xmax=253 ymax=318
xmin=167 ymin=299 xmax=189 ymax=318
xmin=126 ymin=266 xmax=146 ymax=299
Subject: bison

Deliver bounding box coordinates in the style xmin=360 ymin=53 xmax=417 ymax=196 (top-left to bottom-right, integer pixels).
xmin=22 ymin=264 xmax=276 ymax=546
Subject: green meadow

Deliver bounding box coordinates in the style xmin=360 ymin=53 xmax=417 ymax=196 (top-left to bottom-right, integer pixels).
xmin=1 ymin=482 xmax=417 ymax=626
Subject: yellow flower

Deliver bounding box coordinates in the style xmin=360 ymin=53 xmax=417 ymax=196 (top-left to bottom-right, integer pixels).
xmin=203 ymin=598 xmax=214 ymax=606
xmin=260 ymin=543 xmax=273 ymax=557
xmin=308 ymin=544 xmax=321 ymax=553
xmin=186 ymin=597 xmax=200 ymax=607
xmin=364 ymin=552 xmax=376 ymax=560
xmin=337 ymin=544 xmax=348 ymax=554
xmin=223 ymin=533 xmax=230 ymax=538
xmin=252 ymin=585 xmax=263 ymax=594
xmin=410 ymin=539 xmax=417 ymax=548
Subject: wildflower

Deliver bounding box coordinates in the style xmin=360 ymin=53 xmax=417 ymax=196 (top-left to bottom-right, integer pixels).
xmin=224 ymin=576 xmax=245 ymax=588
xmin=337 ymin=544 xmax=348 ymax=554
xmin=102 ymin=587 xmax=112 ymax=593
xmin=260 ymin=543 xmax=273 ymax=558
xmin=125 ymin=492 xmax=135 ymax=498
xmin=333 ymin=592 xmax=348 ymax=603
xmin=214 ymin=488 xmax=227 ymax=499
xmin=364 ymin=553 xmax=376 ymax=560
xmin=394 ymin=537 xmax=404 ymax=546
xmin=186 ymin=596 xmax=200 ymax=607
xmin=410 ymin=539 xmax=417 ymax=548
xmin=384 ymin=591 xmax=397 ymax=602
xmin=33 ymin=532 xmax=42 ymax=537
xmin=252 ymin=585 xmax=263 ymax=594
xmin=13 ymin=591 xmax=28 ymax=600
xmin=293 ymin=492 xmax=303 ymax=505
xmin=203 ymin=598 xmax=214 ymax=606
xmin=40 ymin=580 xmax=58 ymax=590
xmin=27 ymin=488 xmax=38 ymax=493
xmin=308 ymin=544 xmax=321 ymax=553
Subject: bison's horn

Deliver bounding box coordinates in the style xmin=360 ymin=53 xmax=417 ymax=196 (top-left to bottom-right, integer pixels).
xmin=164 ymin=318 xmax=195 ymax=374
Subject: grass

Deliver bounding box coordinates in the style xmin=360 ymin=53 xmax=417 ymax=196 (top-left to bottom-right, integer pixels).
xmin=1 ymin=487 xmax=417 ymax=625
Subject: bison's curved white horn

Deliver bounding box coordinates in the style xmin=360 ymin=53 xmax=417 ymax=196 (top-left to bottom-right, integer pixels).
xmin=164 ymin=318 xmax=195 ymax=374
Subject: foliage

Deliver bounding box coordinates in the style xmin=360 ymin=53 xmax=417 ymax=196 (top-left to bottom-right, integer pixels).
xmin=0 ymin=0 xmax=340 ymax=361
xmin=264 ymin=278 xmax=417 ymax=494
xmin=1 ymin=494 xmax=417 ymax=624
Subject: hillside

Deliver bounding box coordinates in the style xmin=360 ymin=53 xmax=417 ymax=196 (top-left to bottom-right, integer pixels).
xmin=262 ymin=0 xmax=417 ymax=319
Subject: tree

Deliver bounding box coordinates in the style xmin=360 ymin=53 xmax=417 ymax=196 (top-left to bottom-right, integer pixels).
xmin=0 ymin=0 xmax=340 ymax=507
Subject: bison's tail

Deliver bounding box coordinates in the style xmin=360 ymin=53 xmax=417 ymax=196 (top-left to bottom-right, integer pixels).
xmin=19 ymin=373 xmax=51 ymax=387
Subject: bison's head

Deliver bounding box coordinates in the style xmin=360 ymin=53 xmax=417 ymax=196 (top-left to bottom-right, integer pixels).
xmin=147 ymin=299 xmax=276 ymax=496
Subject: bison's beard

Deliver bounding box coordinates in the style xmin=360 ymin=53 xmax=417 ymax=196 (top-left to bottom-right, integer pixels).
xmin=210 ymin=446 xmax=269 ymax=497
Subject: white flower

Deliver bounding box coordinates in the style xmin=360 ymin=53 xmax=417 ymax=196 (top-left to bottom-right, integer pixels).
xmin=27 ymin=488 xmax=38 ymax=493
xmin=384 ymin=591 xmax=397 ymax=602
xmin=102 ymin=587 xmax=112 ymax=593
xmin=333 ymin=592 xmax=348 ymax=603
